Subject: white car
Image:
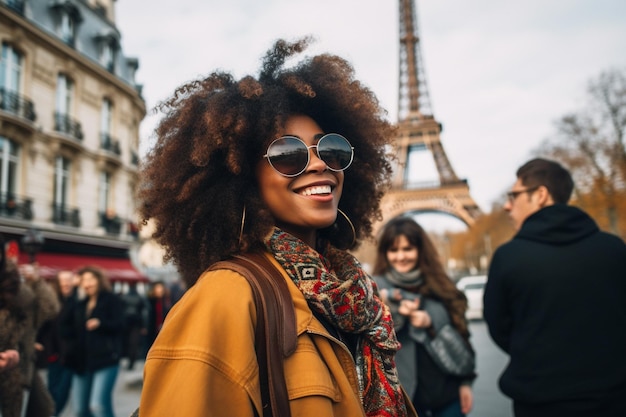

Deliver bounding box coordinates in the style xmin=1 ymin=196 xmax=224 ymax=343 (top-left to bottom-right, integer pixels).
xmin=456 ymin=275 xmax=487 ymax=320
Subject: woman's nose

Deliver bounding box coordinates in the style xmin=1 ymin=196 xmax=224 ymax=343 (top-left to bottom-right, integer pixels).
xmin=306 ymin=146 xmax=327 ymax=172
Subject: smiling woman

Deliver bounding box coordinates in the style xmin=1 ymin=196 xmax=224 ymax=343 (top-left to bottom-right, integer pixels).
xmin=135 ymin=38 xmax=417 ymax=417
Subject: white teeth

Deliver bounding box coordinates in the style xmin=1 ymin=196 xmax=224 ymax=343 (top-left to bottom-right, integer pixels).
xmin=299 ymin=185 xmax=332 ymax=196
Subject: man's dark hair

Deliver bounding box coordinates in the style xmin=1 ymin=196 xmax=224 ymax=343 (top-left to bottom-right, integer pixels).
xmin=516 ymin=158 xmax=574 ymax=204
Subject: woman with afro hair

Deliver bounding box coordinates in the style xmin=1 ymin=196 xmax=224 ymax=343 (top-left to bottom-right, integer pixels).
xmin=136 ymin=38 xmax=417 ymax=417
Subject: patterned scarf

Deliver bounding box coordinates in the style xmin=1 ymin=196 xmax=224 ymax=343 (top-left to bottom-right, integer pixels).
xmin=264 ymin=228 xmax=408 ymax=417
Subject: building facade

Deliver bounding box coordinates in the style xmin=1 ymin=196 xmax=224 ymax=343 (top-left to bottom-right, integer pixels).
xmin=1 ymin=0 xmax=147 ymax=282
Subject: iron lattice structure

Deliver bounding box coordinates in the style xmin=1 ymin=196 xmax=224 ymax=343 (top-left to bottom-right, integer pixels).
xmin=389 ymin=0 xmax=481 ymax=223
xmin=352 ymin=0 xmax=482 ymax=268
xmin=398 ymin=0 xmax=432 ymax=119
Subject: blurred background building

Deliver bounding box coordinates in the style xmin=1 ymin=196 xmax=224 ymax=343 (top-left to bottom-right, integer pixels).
xmin=1 ymin=0 xmax=148 ymax=284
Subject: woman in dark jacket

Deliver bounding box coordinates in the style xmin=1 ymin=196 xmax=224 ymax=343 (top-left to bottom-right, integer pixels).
xmin=145 ymin=280 xmax=170 ymax=352
xmin=60 ymin=265 xmax=124 ymax=417
xmin=373 ymin=217 xmax=476 ymax=417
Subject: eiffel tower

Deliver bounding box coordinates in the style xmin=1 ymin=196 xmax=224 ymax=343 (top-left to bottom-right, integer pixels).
xmin=354 ymin=0 xmax=481 ymax=268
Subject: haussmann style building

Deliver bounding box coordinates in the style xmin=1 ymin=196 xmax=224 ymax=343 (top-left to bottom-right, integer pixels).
xmin=0 ymin=0 xmax=148 ymax=285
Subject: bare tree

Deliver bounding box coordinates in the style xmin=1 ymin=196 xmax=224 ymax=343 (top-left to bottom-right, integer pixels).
xmin=536 ymin=68 xmax=626 ymax=236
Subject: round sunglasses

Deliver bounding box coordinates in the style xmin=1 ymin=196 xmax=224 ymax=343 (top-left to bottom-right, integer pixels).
xmin=263 ymin=133 xmax=354 ymax=177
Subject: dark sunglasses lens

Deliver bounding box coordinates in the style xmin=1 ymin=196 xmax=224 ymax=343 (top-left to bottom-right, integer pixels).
xmin=318 ymin=134 xmax=353 ymax=171
xmin=267 ymin=137 xmax=308 ymax=176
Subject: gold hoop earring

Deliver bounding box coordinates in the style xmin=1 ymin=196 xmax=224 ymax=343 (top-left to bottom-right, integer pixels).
xmin=337 ymin=208 xmax=356 ymax=246
xmin=238 ymin=205 xmax=246 ymax=247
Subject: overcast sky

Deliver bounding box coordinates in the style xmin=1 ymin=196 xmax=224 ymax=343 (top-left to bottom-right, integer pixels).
xmin=115 ymin=0 xmax=626 ymax=228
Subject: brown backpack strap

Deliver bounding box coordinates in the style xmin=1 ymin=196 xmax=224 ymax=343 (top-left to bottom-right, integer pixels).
xmin=209 ymin=251 xmax=296 ymax=417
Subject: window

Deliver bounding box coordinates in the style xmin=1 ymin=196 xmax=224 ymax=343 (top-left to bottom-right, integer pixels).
xmin=0 ymin=136 xmax=20 ymax=200
xmin=54 ymin=156 xmax=71 ymax=208
xmin=54 ymin=73 xmax=82 ymax=139
xmin=101 ymin=98 xmax=112 ymax=142
xmin=100 ymin=98 xmax=118 ymax=153
xmin=5 ymin=0 xmax=25 ymax=14
xmin=54 ymin=74 xmax=74 ymax=134
xmin=56 ymin=73 xmax=73 ymax=115
xmin=59 ymin=11 xmax=76 ymax=46
xmin=100 ymin=42 xmax=115 ymax=72
xmin=99 ymin=171 xmax=121 ymax=234
xmin=94 ymin=30 xmax=119 ymax=73
xmin=99 ymin=171 xmax=111 ymax=214
xmin=0 ymin=42 xmax=22 ymax=93
xmin=50 ymin=2 xmax=82 ymax=47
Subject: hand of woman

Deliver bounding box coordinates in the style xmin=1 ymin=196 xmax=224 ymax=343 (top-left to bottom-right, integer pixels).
xmin=409 ymin=310 xmax=432 ymax=328
xmin=459 ymin=384 xmax=473 ymax=414
xmin=398 ymin=299 xmax=419 ymax=316
xmin=86 ymin=318 xmax=101 ymax=331
xmin=0 ymin=349 xmax=20 ymax=371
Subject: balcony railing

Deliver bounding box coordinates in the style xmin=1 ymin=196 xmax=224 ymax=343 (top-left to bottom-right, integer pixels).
xmin=0 ymin=193 xmax=33 ymax=220
xmin=98 ymin=212 xmax=139 ymax=240
xmin=99 ymin=211 xmax=122 ymax=235
xmin=0 ymin=88 xmax=36 ymax=121
xmin=51 ymin=204 xmax=81 ymax=227
xmin=3 ymin=0 xmax=24 ymax=14
xmin=100 ymin=133 xmax=121 ymax=155
xmin=54 ymin=112 xmax=84 ymax=140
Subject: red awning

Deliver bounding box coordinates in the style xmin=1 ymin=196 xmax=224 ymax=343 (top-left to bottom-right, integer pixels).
xmin=17 ymin=252 xmax=150 ymax=283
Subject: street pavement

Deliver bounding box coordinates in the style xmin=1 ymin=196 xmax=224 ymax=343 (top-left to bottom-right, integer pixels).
xmin=467 ymin=320 xmax=513 ymax=417
xmin=56 ymin=320 xmax=512 ymax=417
xmin=56 ymin=360 xmax=143 ymax=417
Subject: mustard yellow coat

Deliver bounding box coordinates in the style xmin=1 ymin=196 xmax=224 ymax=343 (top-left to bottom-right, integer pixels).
xmin=139 ymin=253 xmax=416 ymax=417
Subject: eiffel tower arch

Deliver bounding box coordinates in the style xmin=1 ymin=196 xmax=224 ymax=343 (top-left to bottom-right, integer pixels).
xmin=353 ymin=0 xmax=481 ymax=269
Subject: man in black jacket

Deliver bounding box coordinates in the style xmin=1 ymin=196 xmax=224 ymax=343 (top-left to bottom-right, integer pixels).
xmin=484 ymin=158 xmax=626 ymax=417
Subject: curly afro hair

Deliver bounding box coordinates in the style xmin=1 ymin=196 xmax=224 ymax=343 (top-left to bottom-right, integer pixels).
xmin=137 ymin=37 xmax=395 ymax=287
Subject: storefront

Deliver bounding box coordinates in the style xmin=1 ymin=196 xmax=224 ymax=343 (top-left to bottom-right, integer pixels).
xmin=17 ymin=251 xmax=149 ymax=284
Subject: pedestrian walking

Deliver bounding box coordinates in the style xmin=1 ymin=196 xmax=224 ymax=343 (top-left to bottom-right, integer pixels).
xmin=35 ymin=269 xmax=77 ymax=417
xmin=134 ymin=37 xmax=416 ymax=416
xmin=484 ymin=158 xmax=626 ymax=417
xmin=121 ymin=283 xmax=148 ymax=370
xmin=60 ymin=266 xmax=125 ymax=417
xmin=144 ymin=281 xmax=169 ymax=354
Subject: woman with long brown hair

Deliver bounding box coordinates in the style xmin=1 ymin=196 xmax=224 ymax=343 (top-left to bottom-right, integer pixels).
xmin=60 ymin=266 xmax=124 ymax=417
xmin=373 ymin=217 xmax=476 ymax=417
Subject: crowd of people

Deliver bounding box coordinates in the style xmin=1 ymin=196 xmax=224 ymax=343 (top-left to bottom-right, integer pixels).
xmin=0 ymin=250 xmax=177 ymax=417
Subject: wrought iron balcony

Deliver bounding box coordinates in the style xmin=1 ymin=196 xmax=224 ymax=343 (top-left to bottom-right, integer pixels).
xmin=3 ymin=0 xmax=24 ymax=14
xmin=97 ymin=211 xmax=139 ymax=240
xmin=54 ymin=112 xmax=84 ymax=140
xmin=100 ymin=211 xmax=122 ymax=235
xmin=100 ymin=133 xmax=121 ymax=155
xmin=0 ymin=88 xmax=36 ymax=121
xmin=0 ymin=193 xmax=33 ymax=220
xmin=51 ymin=204 xmax=81 ymax=227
